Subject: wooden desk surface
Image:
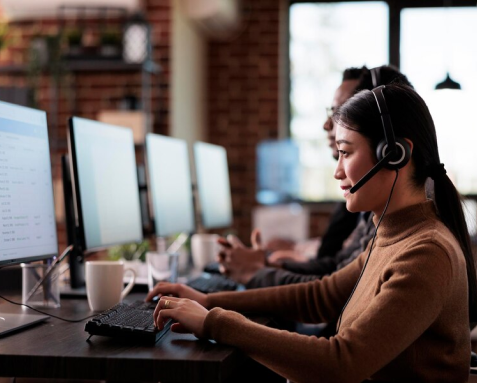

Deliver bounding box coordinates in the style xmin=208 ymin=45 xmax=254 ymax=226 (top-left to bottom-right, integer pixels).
xmin=0 ymin=294 xmax=284 ymax=383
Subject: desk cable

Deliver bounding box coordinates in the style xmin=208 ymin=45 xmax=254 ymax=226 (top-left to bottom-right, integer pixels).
xmin=0 ymin=294 xmax=97 ymax=323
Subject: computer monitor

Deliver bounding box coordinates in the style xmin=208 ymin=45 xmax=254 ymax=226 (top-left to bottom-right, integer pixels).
xmin=145 ymin=134 xmax=195 ymax=237
xmin=0 ymin=100 xmax=58 ymax=335
xmin=256 ymin=139 xmax=301 ymax=205
xmin=68 ymin=117 xmax=143 ymax=252
xmin=193 ymin=142 xmax=233 ymax=230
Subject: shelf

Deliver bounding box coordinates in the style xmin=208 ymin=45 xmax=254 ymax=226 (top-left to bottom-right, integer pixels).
xmin=0 ymin=59 xmax=160 ymax=74
xmin=67 ymin=59 xmax=143 ymax=72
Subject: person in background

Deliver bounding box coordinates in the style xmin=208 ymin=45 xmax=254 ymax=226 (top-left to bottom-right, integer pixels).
xmin=220 ymin=65 xmax=412 ymax=289
xmin=148 ymin=83 xmax=476 ymax=382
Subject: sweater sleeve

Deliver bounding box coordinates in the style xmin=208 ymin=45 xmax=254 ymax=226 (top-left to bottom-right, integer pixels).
xmin=245 ymin=264 xmax=333 ymax=288
xmin=208 ymin=253 xmax=365 ymax=324
xmin=280 ymin=256 xmax=337 ymax=276
xmin=203 ymin=243 xmax=454 ymax=383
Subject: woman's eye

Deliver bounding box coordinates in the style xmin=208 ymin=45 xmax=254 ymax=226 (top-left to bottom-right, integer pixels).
xmin=338 ymin=149 xmax=348 ymax=157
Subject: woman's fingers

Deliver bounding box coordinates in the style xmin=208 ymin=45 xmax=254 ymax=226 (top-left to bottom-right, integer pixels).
xmin=147 ymin=283 xmax=209 ymax=308
xmin=155 ymin=304 xmax=178 ymax=330
xmin=145 ymin=282 xmax=180 ymax=302
xmin=217 ymin=237 xmax=232 ymax=248
xmin=153 ymin=296 xmax=180 ymax=323
xmin=153 ymin=297 xmax=209 ymax=338
xmin=171 ymin=322 xmax=190 ymax=333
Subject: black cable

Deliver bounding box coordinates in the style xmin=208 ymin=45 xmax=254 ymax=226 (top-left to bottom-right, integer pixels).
xmin=0 ymin=294 xmax=97 ymax=323
xmin=336 ymin=169 xmax=399 ymax=331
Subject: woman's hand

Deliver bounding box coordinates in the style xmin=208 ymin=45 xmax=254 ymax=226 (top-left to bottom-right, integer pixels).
xmin=154 ymin=296 xmax=209 ymax=338
xmin=145 ymin=282 xmax=209 ymax=308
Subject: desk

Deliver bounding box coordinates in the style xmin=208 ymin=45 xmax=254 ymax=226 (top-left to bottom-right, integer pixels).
xmin=0 ymin=294 xmax=285 ymax=383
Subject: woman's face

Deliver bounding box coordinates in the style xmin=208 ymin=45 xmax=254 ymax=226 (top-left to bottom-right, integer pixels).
xmin=334 ymin=123 xmax=391 ymax=214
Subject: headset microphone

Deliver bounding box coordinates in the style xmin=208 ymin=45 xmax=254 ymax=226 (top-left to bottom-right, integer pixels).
xmin=349 ymin=149 xmax=396 ymax=194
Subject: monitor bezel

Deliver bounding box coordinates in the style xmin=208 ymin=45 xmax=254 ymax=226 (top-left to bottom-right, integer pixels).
xmin=0 ymin=253 xmax=56 ymax=267
xmin=67 ymin=116 xmax=143 ymax=252
xmin=67 ymin=117 xmax=87 ymax=251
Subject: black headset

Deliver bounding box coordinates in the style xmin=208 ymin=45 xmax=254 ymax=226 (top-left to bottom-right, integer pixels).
xmin=349 ymin=69 xmax=411 ymax=194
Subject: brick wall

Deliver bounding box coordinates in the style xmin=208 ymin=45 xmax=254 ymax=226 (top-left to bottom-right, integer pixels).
xmin=0 ymin=0 xmax=327 ymax=250
xmin=0 ymin=1 xmax=171 ymax=249
xmin=206 ymin=0 xmax=282 ymax=242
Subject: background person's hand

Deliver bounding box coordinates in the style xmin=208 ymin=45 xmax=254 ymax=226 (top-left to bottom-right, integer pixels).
xmin=217 ymin=229 xmax=267 ymax=285
xmin=154 ymin=296 xmax=209 ymax=338
xmin=145 ymin=282 xmax=209 ymax=308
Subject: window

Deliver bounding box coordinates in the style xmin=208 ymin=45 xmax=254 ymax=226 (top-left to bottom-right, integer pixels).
xmin=289 ymin=2 xmax=389 ymax=201
xmin=401 ymin=7 xmax=477 ymax=195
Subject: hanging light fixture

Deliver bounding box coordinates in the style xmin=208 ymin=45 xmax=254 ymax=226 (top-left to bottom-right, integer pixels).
xmin=435 ymin=72 xmax=461 ymax=90
xmin=434 ymin=0 xmax=461 ymax=90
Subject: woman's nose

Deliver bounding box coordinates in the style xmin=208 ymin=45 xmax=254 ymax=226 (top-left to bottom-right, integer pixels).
xmin=334 ymin=158 xmax=344 ymax=180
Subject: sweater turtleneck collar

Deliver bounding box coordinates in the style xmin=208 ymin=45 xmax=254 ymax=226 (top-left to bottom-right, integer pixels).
xmin=372 ymin=200 xmax=438 ymax=247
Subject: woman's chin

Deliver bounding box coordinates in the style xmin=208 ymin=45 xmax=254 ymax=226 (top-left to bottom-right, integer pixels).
xmin=345 ymin=200 xmax=361 ymax=213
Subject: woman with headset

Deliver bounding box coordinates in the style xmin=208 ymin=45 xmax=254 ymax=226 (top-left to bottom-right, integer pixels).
xmin=147 ymin=84 xmax=476 ymax=382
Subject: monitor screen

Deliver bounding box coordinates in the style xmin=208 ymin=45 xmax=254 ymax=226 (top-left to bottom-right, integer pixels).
xmin=69 ymin=117 xmax=143 ymax=251
xmin=193 ymin=142 xmax=233 ymax=229
xmin=0 ymin=101 xmax=58 ymax=266
xmin=145 ymin=134 xmax=195 ymax=237
xmin=256 ymin=139 xmax=301 ymax=205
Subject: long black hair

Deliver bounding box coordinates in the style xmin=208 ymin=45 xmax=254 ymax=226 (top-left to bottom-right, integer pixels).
xmin=333 ymin=83 xmax=477 ymax=321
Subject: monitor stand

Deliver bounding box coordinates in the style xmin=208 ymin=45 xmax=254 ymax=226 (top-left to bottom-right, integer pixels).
xmin=60 ymin=246 xmax=87 ymax=298
xmin=61 ymin=154 xmax=86 ymax=298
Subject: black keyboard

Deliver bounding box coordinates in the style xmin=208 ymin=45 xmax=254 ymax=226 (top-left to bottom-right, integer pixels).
xmin=84 ymin=300 xmax=171 ymax=344
xmin=187 ymin=273 xmax=238 ymax=293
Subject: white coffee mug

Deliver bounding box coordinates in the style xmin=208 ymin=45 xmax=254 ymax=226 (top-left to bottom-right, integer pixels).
xmin=191 ymin=233 xmax=220 ymax=271
xmin=85 ymin=261 xmax=136 ymax=312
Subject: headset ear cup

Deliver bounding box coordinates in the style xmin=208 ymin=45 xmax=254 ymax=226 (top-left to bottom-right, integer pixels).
xmin=376 ymin=138 xmax=411 ymax=170
xmin=376 ymin=140 xmax=387 ymax=162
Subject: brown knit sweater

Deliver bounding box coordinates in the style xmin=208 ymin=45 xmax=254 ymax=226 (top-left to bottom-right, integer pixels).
xmin=203 ymin=201 xmax=471 ymax=382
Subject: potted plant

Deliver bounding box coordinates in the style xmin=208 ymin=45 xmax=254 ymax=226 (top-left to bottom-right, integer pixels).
xmin=100 ymin=27 xmax=122 ymax=58
xmin=65 ymin=28 xmax=83 ymax=56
